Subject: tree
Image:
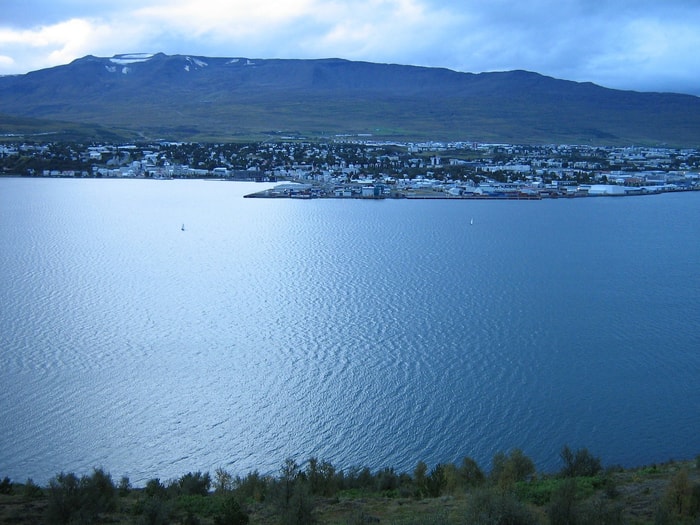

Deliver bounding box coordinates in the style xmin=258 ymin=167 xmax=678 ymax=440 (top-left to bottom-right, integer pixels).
xmin=279 ymin=459 xmax=300 ymax=507
xmin=491 ymin=449 xmax=536 ymax=488
xmin=465 ymin=487 xmax=539 ymax=525
xmin=214 ymin=467 xmax=233 ymax=494
xmin=426 ymin=464 xmax=446 ymax=497
xmin=458 ymin=456 xmax=485 ymax=488
xmin=0 ymin=477 xmax=12 ymax=495
xmin=45 ymin=469 xmax=116 ymax=525
xmin=660 ymin=469 xmax=695 ymax=519
xmin=177 ymin=471 xmax=211 ymax=496
xmin=559 ymin=446 xmax=602 ymax=478
xmin=548 ymin=477 xmax=578 ymax=525
xmin=413 ymin=461 xmax=428 ymax=498
xmin=214 ymin=496 xmax=249 ymax=525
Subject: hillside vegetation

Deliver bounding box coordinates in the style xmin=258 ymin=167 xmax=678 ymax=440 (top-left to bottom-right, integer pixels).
xmin=1 ymin=448 xmax=699 ymax=524
xmin=1 ymin=54 xmax=700 ymax=145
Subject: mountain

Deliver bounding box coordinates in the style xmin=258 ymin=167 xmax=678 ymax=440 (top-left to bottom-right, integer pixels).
xmin=1 ymin=52 xmax=700 ymax=145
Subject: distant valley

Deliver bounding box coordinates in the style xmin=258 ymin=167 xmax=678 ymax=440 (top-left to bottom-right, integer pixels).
xmin=1 ymin=53 xmax=700 ymax=146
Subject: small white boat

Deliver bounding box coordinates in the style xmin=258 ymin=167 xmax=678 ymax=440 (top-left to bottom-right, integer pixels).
xmin=181 ymin=224 xmax=185 ymax=231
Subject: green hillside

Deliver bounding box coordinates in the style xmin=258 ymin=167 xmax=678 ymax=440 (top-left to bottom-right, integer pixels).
xmin=1 ymin=54 xmax=699 ymax=145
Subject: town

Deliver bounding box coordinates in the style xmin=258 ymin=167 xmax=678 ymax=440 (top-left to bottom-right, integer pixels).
xmin=1 ymin=140 xmax=699 ymax=199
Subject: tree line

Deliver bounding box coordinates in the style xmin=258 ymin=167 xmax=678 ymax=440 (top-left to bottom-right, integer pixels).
xmin=1 ymin=446 xmax=699 ymax=524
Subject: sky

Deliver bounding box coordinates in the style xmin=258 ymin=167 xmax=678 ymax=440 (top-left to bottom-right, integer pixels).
xmin=1 ymin=0 xmax=699 ymax=96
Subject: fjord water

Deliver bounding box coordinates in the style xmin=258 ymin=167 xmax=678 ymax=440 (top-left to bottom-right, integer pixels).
xmin=1 ymin=177 xmax=699 ymax=485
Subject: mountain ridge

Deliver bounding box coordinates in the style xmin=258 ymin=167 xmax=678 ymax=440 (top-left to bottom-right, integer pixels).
xmin=1 ymin=53 xmax=699 ymax=145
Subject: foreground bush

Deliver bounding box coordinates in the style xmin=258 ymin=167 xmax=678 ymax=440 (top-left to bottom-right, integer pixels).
xmin=559 ymin=445 xmax=602 ymax=478
xmin=465 ymin=487 xmax=539 ymax=525
xmin=45 ymin=468 xmax=116 ymax=524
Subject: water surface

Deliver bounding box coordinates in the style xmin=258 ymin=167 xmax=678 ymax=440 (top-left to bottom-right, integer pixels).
xmin=1 ymin=178 xmax=698 ymax=484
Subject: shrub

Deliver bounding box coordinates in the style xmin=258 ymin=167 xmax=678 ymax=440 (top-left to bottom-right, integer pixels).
xmin=45 ymin=468 xmax=117 ymax=524
xmin=458 ymin=456 xmax=485 ymax=488
xmin=548 ymin=477 xmax=578 ymax=525
xmin=82 ymin=467 xmax=117 ymax=513
xmin=23 ymin=478 xmax=43 ymax=498
xmin=375 ymin=467 xmax=399 ymax=493
xmin=234 ymin=470 xmax=268 ymax=502
xmin=517 ymin=477 xmax=561 ymax=506
xmin=119 ymin=475 xmax=131 ymax=497
xmin=465 ymin=487 xmax=539 ymax=525
xmin=560 ymin=446 xmax=602 ymax=478
xmin=214 ymin=496 xmax=249 ymax=525
xmin=413 ymin=461 xmax=428 ymax=498
xmin=578 ymin=496 xmax=624 ymax=525
xmin=178 ymin=471 xmax=211 ymax=497
xmin=144 ymin=478 xmax=167 ymax=499
xmin=660 ymin=469 xmax=695 ymax=519
xmin=491 ymin=449 xmax=536 ymax=487
xmin=45 ymin=472 xmax=82 ymax=525
xmin=137 ymin=496 xmax=173 ymax=525
xmin=214 ymin=467 xmax=234 ymax=494
xmin=280 ymin=481 xmax=314 ymax=525
xmin=426 ymin=464 xmax=446 ymax=497
xmin=0 ymin=476 xmax=12 ymax=495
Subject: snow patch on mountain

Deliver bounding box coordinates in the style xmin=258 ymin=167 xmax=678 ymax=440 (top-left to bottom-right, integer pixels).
xmin=186 ymin=57 xmax=208 ymax=68
xmin=110 ymin=53 xmax=155 ymax=65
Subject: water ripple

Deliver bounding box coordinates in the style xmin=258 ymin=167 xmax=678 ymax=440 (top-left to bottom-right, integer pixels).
xmin=1 ymin=181 xmax=699 ymax=484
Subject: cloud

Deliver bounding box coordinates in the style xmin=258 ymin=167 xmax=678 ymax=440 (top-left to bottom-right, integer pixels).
xmin=0 ymin=0 xmax=698 ymax=95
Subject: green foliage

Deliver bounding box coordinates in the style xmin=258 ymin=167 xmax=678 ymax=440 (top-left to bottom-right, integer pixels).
xmin=465 ymin=487 xmax=539 ymax=525
xmin=0 ymin=476 xmax=12 ymax=495
xmin=440 ymin=463 xmax=461 ymax=495
xmin=23 ymin=478 xmax=43 ymax=498
xmin=273 ymin=462 xmax=315 ymax=525
xmin=278 ymin=458 xmax=301 ymax=507
xmin=176 ymin=494 xmax=219 ymax=516
xmin=343 ymin=466 xmax=374 ymax=491
xmin=548 ymin=477 xmax=624 ymax=525
xmin=658 ymin=469 xmax=699 ymax=521
xmin=82 ymin=467 xmax=117 ymax=513
xmin=214 ymin=496 xmax=249 ymax=525
xmin=214 ymin=467 xmax=234 ymax=494
xmin=144 ymin=478 xmax=167 ymax=499
xmin=118 ymin=475 xmax=131 ymax=497
xmin=491 ymin=449 xmax=536 ymax=488
xmin=136 ymin=496 xmax=173 ymax=525
xmin=413 ymin=461 xmax=428 ymax=498
xmin=426 ymin=464 xmax=447 ymax=498
xmin=45 ymin=468 xmax=117 ymax=525
xmin=45 ymin=472 xmax=81 ymax=524
xmin=458 ymin=456 xmax=485 ymax=488
xmin=282 ymin=481 xmax=315 ymax=525
xmin=177 ymin=471 xmax=211 ymax=496
xmin=560 ymin=446 xmax=602 ymax=478
xmin=375 ymin=467 xmax=399 ymax=493
xmin=577 ymin=496 xmax=624 ymax=525
xmin=234 ymin=470 xmax=268 ymax=502
xmin=517 ymin=477 xmax=563 ymax=506
xmin=305 ymin=457 xmax=338 ymax=497
xmin=548 ymin=477 xmax=578 ymax=525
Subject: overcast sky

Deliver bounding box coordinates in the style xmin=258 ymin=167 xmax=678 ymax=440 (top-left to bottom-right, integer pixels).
xmin=1 ymin=0 xmax=699 ymax=95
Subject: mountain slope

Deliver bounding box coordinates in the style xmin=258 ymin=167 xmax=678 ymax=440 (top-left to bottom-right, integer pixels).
xmin=1 ymin=53 xmax=699 ymax=145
